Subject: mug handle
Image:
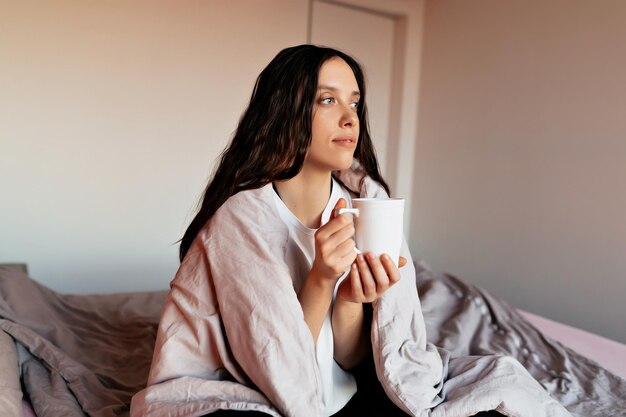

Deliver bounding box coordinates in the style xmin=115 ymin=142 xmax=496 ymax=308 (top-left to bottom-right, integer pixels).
xmin=336 ymin=207 xmax=359 ymax=217
xmin=336 ymin=208 xmax=362 ymax=254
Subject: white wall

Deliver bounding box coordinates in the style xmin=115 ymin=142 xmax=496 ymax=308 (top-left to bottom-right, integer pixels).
xmin=412 ymin=0 xmax=626 ymax=343
xmin=1 ymin=0 xmax=424 ymax=294
xmin=0 ymin=0 xmax=308 ymax=292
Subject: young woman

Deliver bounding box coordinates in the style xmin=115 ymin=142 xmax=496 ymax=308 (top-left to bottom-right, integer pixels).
xmin=131 ymin=45 xmax=571 ymax=417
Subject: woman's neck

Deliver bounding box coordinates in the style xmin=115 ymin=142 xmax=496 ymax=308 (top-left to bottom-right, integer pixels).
xmin=274 ymin=168 xmax=332 ymax=229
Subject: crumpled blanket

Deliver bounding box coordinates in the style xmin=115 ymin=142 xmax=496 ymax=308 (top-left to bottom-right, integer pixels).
xmin=0 ymin=266 xmax=166 ymax=417
xmin=0 ymin=258 xmax=624 ymax=416
xmin=415 ymin=264 xmax=625 ymax=416
xmin=129 ymin=165 xmax=577 ymax=417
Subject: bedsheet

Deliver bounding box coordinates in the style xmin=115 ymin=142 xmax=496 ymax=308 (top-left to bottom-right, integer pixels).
xmin=0 ymin=263 xmax=625 ymax=417
xmin=519 ymin=310 xmax=626 ymax=377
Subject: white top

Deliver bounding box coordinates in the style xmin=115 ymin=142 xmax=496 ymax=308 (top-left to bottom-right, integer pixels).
xmin=271 ymin=178 xmax=358 ymax=416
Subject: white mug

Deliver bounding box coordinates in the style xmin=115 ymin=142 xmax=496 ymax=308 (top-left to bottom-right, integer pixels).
xmin=338 ymin=198 xmax=405 ymax=266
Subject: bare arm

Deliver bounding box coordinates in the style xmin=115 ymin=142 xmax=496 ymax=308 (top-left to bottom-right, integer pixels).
xmin=298 ymin=269 xmax=336 ymax=344
xmin=332 ymin=278 xmax=369 ymax=369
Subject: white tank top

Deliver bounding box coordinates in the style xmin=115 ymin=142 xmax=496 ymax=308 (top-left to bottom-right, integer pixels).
xmin=271 ymin=178 xmax=358 ymax=416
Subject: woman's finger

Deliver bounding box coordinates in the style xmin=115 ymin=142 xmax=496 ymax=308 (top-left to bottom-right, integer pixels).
xmin=349 ymin=263 xmax=364 ymax=300
xmin=380 ymin=254 xmax=401 ymax=285
xmin=398 ymin=256 xmax=407 ymax=268
xmin=330 ymin=198 xmax=348 ymax=220
xmin=315 ymin=218 xmax=354 ymax=263
xmin=328 ymin=221 xmax=355 ymax=248
xmin=336 ymin=238 xmax=357 ymax=260
xmin=356 ymin=254 xmax=377 ymax=299
xmin=315 ymin=213 xmax=351 ymax=242
xmin=364 ymin=253 xmax=390 ymax=294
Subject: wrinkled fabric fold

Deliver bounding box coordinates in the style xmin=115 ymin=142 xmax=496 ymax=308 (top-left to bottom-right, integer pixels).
xmin=0 ymin=266 xmax=165 ymax=417
xmin=0 ymin=329 xmax=24 ymax=417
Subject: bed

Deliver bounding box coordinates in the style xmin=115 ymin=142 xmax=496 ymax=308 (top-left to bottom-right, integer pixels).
xmin=0 ymin=263 xmax=624 ymax=417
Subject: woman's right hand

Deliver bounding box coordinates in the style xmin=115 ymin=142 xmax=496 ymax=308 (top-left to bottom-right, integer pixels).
xmin=310 ymin=198 xmax=357 ymax=282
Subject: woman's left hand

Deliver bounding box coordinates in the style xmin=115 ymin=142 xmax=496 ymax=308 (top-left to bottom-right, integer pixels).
xmin=336 ymin=253 xmax=405 ymax=303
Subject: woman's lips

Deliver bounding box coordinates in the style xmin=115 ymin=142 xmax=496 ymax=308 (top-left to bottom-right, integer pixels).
xmin=332 ymin=136 xmax=356 ymax=147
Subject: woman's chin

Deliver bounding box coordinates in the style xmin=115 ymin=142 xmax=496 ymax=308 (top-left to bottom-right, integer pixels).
xmin=337 ymin=161 xmax=354 ymax=171
xmin=305 ymin=155 xmax=355 ymax=173
xmin=335 ymin=155 xmax=356 ymax=171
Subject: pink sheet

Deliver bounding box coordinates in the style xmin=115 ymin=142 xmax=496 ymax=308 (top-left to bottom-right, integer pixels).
xmin=519 ymin=310 xmax=626 ymax=378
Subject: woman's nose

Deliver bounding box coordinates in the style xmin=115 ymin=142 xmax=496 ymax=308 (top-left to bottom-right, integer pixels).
xmin=340 ymin=106 xmax=358 ymax=128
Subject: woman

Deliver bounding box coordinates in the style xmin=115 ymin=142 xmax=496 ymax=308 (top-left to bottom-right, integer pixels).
xmin=182 ymin=44 xmax=405 ymax=416
xmin=131 ymin=45 xmax=571 ymax=417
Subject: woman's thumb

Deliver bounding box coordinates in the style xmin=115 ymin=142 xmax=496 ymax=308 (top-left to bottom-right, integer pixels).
xmin=331 ymin=198 xmax=347 ymax=219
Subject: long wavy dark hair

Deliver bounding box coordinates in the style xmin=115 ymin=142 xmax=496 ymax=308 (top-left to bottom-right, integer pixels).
xmin=179 ymin=44 xmax=390 ymax=261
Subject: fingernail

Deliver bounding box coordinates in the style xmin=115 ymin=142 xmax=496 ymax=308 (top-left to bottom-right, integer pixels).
xmin=382 ymin=254 xmax=390 ymax=261
xmin=357 ymin=254 xmax=365 ymax=263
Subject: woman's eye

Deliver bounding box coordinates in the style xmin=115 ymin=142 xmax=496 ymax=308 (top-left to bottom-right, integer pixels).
xmin=318 ymin=97 xmax=358 ymax=109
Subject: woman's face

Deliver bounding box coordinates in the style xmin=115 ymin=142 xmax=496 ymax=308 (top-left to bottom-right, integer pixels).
xmin=306 ymin=57 xmax=360 ymax=173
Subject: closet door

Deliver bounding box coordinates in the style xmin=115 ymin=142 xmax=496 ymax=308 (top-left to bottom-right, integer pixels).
xmin=311 ymin=0 xmax=395 ymax=178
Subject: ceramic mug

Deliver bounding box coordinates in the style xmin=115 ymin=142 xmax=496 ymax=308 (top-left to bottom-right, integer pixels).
xmin=338 ymin=198 xmax=405 ymax=266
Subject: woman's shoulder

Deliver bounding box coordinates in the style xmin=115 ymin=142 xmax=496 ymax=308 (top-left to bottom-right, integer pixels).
xmin=198 ymin=184 xmax=285 ymax=242
xmin=220 ymin=185 xmax=274 ymax=211
xmin=180 ymin=185 xmax=289 ymax=276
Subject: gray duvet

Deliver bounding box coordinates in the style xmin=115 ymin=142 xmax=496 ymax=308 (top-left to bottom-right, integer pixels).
xmin=0 ymin=263 xmax=624 ymax=417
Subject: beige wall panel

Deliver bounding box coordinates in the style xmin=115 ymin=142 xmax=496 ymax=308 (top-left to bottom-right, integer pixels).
xmin=0 ymin=0 xmax=308 ymax=292
xmin=413 ymin=0 xmax=626 ymax=342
